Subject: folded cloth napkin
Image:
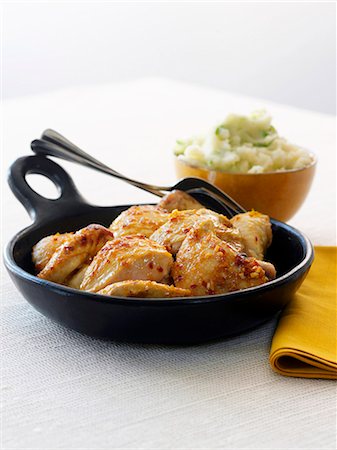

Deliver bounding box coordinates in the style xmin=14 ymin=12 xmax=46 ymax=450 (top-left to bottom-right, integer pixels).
xmin=270 ymin=247 xmax=337 ymax=379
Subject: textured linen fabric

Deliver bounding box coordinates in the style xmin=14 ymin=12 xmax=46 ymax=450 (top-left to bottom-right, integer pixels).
xmin=1 ymin=79 xmax=336 ymax=449
xmin=270 ymin=247 xmax=337 ymax=379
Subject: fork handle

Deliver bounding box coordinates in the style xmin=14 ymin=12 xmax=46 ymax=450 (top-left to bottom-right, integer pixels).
xmin=42 ymin=129 xmax=123 ymax=176
xmin=32 ymin=129 xmax=246 ymax=215
xmin=31 ymin=137 xmax=164 ymax=198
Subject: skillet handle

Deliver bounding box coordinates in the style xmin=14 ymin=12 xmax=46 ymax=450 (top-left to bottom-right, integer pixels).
xmin=8 ymin=155 xmax=87 ymax=222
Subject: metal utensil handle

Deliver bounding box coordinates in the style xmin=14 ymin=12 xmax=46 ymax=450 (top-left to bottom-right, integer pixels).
xmin=36 ymin=129 xmax=246 ymax=214
xmin=32 ymin=139 xmax=131 ymax=180
xmin=40 ymin=130 xmax=166 ymax=196
xmin=42 ymin=129 xmax=130 ymax=177
xmin=31 ymin=139 xmax=164 ymax=198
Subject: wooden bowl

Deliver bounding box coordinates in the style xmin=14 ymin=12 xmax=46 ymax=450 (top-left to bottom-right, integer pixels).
xmin=175 ymin=155 xmax=317 ymax=221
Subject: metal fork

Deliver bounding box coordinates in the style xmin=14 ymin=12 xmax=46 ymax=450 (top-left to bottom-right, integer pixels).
xmin=31 ymin=129 xmax=246 ymax=217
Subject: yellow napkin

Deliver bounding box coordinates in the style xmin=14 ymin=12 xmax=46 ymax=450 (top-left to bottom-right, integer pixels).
xmin=270 ymin=247 xmax=337 ymax=379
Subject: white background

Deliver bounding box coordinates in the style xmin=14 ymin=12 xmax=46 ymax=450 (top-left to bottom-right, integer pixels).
xmin=2 ymin=3 xmax=337 ymax=449
xmin=2 ymin=1 xmax=336 ymax=114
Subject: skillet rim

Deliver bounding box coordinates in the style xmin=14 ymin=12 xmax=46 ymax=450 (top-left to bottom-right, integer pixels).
xmin=4 ymin=206 xmax=314 ymax=306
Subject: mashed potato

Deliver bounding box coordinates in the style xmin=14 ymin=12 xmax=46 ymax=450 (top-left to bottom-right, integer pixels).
xmin=174 ymin=111 xmax=314 ymax=173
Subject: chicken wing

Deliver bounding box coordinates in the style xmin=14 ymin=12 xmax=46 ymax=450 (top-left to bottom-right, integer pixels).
xmin=150 ymin=208 xmax=242 ymax=255
xmin=32 ymin=232 xmax=73 ymax=272
xmin=173 ymin=219 xmax=272 ymax=296
xmin=80 ymin=235 xmax=173 ymax=292
xmin=109 ymin=205 xmax=169 ymax=238
xmin=37 ymin=224 xmax=114 ymax=284
xmin=157 ymin=190 xmax=203 ymax=212
xmin=98 ymin=280 xmax=191 ymax=298
xmin=230 ymin=211 xmax=272 ymax=260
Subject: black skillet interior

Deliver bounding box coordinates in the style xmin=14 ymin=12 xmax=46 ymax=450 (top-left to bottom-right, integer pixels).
xmin=4 ymin=155 xmax=314 ymax=344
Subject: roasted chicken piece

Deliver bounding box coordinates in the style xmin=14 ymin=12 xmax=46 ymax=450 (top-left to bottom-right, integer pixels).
xmin=65 ymin=264 xmax=90 ymax=289
xmin=80 ymin=235 xmax=174 ymax=292
xmin=157 ymin=190 xmax=203 ymax=212
xmin=37 ymin=224 xmax=114 ymax=284
xmin=230 ymin=211 xmax=272 ymax=260
xmin=257 ymin=260 xmax=276 ymax=281
xmin=98 ymin=280 xmax=191 ymax=298
xmin=109 ymin=205 xmax=169 ymax=238
xmin=151 ymin=208 xmax=241 ymax=255
xmin=173 ymin=219 xmax=275 ymax=296
xmin=32 ymin=232 xmax=73 ymax=272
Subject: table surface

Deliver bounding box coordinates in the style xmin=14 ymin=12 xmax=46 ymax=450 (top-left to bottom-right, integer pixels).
xmin=2 ymin=78 xmax=336 ymax=450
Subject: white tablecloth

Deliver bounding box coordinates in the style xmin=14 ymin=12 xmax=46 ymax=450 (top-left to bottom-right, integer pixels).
xmin=2 ymin=78 xmax=336 ymax=450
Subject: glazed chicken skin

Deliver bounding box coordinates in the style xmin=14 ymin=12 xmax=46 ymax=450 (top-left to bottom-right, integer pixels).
xmin=32 ymin=232 xmax=74 ymax=272
xmin=109 ymin=205 xmax=169 ymax=238
xmin=98 ymin=280 xmax=191 ymax=298
xmin=37 ymin=225 xmax=114 ymax=285
xmin=230 ymin=211 xmax=272 ymax=260
xmin=150 ymin=208 xmax=241 ymax=255
xmin=80 ymin=235 xmax=173 ymax=292
xmin=109 ymin=190 xmax=203 ymax=240
xmin=157 ymin=190 xmax=204 ymax=212
xmin=172 ymin=219 xmax=274 ymax=296
xmin=32 ymin=192 xmax=275 ymax=298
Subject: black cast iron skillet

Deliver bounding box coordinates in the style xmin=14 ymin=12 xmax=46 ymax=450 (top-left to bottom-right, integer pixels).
xmin=4 ymin=155 xmax=314 ymax=344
